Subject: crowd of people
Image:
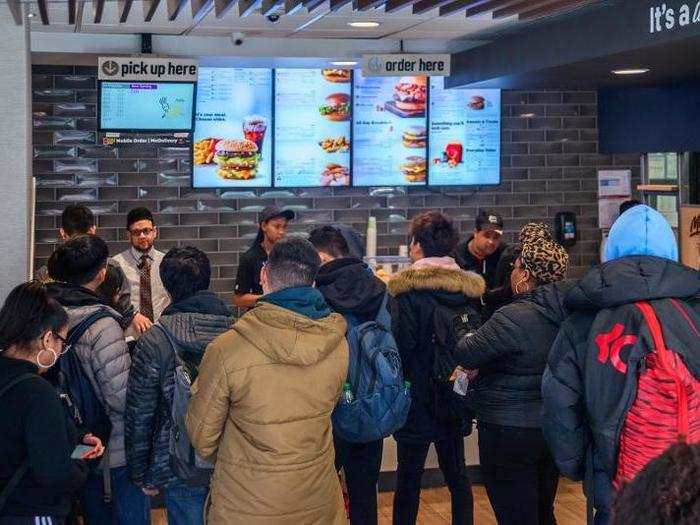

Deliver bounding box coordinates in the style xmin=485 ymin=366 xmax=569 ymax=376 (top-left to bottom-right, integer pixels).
xmin=0 ymin=200 xmax=698 ymax=525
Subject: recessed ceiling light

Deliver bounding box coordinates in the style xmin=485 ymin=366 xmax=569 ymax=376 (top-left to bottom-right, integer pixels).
xmin=27 ymin=12 xmax=35 ymax=18
xmin=612 ymin=68 xmax=650 ymax=75
xmin=332 ymin=61 xmax=358 ymax=66
xmin=520 ymin=112 xmax=536 ymax=118
xmin=348 ymin=21 xmax=380 ymax=28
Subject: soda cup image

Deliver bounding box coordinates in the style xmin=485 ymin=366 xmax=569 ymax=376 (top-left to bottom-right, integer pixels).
xmin=242 ymin=115 xmax=267 ymax=153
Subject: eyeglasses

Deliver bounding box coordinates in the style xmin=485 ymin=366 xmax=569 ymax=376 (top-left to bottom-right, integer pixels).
xmin=129 ymin=228 xmax=155 ymax=237
xmin=53 ymin=332 xmax=70 ymax=355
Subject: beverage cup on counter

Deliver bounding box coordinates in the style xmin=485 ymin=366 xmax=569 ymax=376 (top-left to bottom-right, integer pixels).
xmin=242 ymin=115 xmax=267 ymax=153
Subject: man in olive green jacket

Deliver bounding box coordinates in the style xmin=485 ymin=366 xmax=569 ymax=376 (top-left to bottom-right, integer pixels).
xmin=187 ymin=238 xmax=349 ymax=525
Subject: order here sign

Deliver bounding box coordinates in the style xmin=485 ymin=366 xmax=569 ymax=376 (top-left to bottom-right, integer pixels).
xmin=361 ymin=54 xmax=451 ymax=77
xmin=98 ymin=57 xmax=199 ymax=82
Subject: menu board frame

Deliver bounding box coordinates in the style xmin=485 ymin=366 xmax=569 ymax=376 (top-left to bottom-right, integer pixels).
xmin=273 ymin=69 xmax=354 ymax=189
xmin=188 ymin=68 xmax=502 ymax=189
xmin=98 ymin=80 xmax=198 ymax=133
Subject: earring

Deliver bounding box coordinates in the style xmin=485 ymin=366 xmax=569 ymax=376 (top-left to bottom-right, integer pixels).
xmin=36 ymin=348 xmax=57 ymax=369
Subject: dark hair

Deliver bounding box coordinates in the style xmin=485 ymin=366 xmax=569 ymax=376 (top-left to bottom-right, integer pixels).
xmin=96 ymin=264 xmax=124 ymax=306
xmin=0 ymin=281 xmax=68 ymax=353
xmin=308 ymin=226 xmax=350 ymax=259
xmin=160 ymin=246 xmax=212 ymax=302
xmin=266 ymin=237 xmax=321 ymax=291
xmin=410 ymin=211 xmax=459 ymax=258
xmin=61 ymin=205 xmax=95 ymax=237
xmin=47 ymin=235 xmax=109 ymax=286
xmin=611 ymin=442 xmax=700 ymax=525
xmin=126 ymin=207 xmax=155 ymax=230
xmin=619 ymin=199 xmax=642 ymax=216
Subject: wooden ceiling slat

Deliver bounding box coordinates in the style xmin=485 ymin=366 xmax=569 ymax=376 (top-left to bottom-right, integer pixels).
xmin=238 ymin=0 xmax=261 ymax=16
xmin=519 ymin=0 xmax=594 ymax=20
xmin=353 ymin=0 xmax=385 ymax=10
xmin=214 ymin=0 xmax=237 ymax=17
xmin=465 ymin=0 xmax=521 ymax=16
xmin=118 ymin=0 xmax=133 ymax=22
xmin=284 ymin=0 xmax=304 ymax=14
xmin=384 ymin=0 xmax=419 ymax=13
xmin=438 ymin=0 xmax=486 ymax=17
xmin=166 ymin=0 xmax=189 ymax=20
xmin=303 ymin=0 xmax=326 ymax=11
xmin=329 ymin=0 xmax=351 ymax=10
xmin=93 ymin=0 xmax=105 ymax=23
xmin=493 ymin=0 xmax=570 ymax=18
xmin=261 ymin=0 xmax=283 ymax=15
xmin=142 ymin=0 xmax=161 ymax=21
xmin=6 ymin=0 xmax=22 ymax=25
xmin=191 ymin=0 xmax=214 ymax=23
xmin=412 ymin=0 xmax=455 ymax=15
xmin=37 ymin=0 xmax=49 ymax=24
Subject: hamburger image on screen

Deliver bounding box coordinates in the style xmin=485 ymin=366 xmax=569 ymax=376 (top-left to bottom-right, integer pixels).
xmin=393 ymin=76 xmax=427 ymax=112
xmin=400 ymin=155 xmax=426 ymax=183
xmin=214 ymin=139 xmax=259 ymax=180
xmin=319 ymin=93 xmax=351 ymax=121
xmin=322 ymin=69 xmax=351 ymax=83
xmin=402 ymin=125 xmax=426 ymax=148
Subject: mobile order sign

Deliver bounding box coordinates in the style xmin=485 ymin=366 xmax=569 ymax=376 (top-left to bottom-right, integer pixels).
xmin=362 ymin=54 xmax=451 ymax=77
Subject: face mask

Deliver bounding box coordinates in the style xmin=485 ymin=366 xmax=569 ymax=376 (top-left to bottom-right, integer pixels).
xmin=36 ymin=347 xmax=58 ymax=369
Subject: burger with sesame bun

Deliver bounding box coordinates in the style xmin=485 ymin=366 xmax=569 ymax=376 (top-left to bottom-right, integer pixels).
xmin=214 ymin=139 xmax=259 ymax=180
xmin=393 ymin=76 xmax=427 ymax=112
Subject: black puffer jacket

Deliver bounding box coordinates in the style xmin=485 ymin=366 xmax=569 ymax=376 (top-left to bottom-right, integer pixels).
xmin=388 ymin=262 xmax=485 ymax=443
xmin=125 ymin=291 xmax=233 ymax=489
xmin=456 ymin=281 xmax=572 ymax=428
xmin=0 ymin=357 xmax=87 ymax=517
xmin=542 ymin=256 xmax=700 ymax=514
xmin=453 ymin=236 xmax=507 ymax=290
xmin=315 ymin=257 xmax=386 ymax=323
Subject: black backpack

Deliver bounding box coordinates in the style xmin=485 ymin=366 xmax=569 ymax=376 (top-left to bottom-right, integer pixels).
xmin=50 ymin=309 xmax=116 ymax=446
xmin=428 ymin=301 xmax=481 ymax=427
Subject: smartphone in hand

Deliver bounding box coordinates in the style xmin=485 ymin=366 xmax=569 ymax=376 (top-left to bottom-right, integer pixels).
xmin=71 ymin=444 xmax=94 ymax=459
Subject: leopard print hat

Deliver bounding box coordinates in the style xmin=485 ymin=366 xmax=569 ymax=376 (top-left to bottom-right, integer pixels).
xmin=519 ymin=222 xmax=553 ymax=245
xmin=520 ymin=230 xmax=569 ymax=285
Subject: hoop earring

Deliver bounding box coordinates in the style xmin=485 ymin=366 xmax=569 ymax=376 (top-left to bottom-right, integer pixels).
xmin=36 ymin=348 xmax=57 ymax=369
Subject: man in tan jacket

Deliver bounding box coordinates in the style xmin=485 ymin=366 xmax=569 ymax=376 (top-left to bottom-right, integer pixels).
xmin=186 ymin=238 xmax=349 ymax=525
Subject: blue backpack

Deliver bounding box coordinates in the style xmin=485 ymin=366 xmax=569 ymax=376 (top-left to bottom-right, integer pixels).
xmin=332 ymin=294 xmax=411 ymax=443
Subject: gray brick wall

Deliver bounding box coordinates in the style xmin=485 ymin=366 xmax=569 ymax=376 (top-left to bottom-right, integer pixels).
xmin=32 ymin=65 xmax=641 ymax=302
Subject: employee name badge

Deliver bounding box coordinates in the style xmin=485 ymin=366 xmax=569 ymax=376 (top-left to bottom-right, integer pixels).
xmin=453 ymin=368 xmax=470 ymax=397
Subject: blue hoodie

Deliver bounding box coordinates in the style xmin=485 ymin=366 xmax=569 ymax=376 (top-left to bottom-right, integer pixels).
xmin=604 ymin=204 xmax=678 ymax=263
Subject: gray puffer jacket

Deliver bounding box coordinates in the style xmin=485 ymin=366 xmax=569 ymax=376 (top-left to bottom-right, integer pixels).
xmin=46 ymin=282 xmax=130 ymax=469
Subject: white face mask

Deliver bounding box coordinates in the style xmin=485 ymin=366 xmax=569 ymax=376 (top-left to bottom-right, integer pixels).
xmin=36 ymin=347 xmax=58 ymax=369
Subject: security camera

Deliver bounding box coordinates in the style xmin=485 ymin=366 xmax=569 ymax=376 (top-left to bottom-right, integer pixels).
xmin=267 ymin=13 xmax=280 ymax=23
xmin=231 ymin=32 xmax=244 ymax=46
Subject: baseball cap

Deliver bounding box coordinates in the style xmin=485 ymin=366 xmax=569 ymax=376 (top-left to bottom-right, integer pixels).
xmin=259 ymin=206 xmax=295 ymax=224
xmin=475 ymin=211 xmax=504 ymax=234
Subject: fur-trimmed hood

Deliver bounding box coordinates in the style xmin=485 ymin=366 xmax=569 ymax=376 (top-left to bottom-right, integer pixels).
xmin=388 ymin=266 xmax=486 ymax=298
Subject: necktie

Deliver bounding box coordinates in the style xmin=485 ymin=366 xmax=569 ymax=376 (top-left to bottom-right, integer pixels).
xmin=138 ymin=254 xmax=154 ymax=322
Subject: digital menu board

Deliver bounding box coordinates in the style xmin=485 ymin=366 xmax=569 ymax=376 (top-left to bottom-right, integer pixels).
xmin=100 ymin=82 xmax=195 ymax=131
xmin=353 ymin=73 xmax=427 ymax=187
xmin=192 ymin=68 xmax=273 ymax=188
xmin=274 ymin=69 xmax=351 ymax=187
xmin=428 ymin=79 xmax=501 ymax=186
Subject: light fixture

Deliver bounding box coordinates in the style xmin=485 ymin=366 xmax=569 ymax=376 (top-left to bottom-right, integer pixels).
xmin=348 ymin=21 xmax=380 ymax=28
xmin=331 ymin=61 xmax=358 ymax=66
xmin=520 ymin=112 xmax=536 ymax=118
xmin=612 ymin=68 xmax=650 ymax=75
xmin=27 ymin=12 xmax=35 ymax=18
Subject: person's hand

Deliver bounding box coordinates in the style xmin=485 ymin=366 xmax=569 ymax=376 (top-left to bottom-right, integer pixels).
xmin=132 ymin=313 xmax=153 ymax=334
xmin=142 ymin=487 xmax=160 ymax=497
xmin=82 ymin=434 xmax=104 ymax=460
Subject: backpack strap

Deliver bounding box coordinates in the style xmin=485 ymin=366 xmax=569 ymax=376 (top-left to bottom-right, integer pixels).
xmin=374 ymin=292 xmax=391 ymax=330
xmin=0 ymin=373 xmax=37 ymax=513
xmin=67 ymin=309 xmax=119 ymax=347
xmin=635 ymin=301 xmax=690 ymax=440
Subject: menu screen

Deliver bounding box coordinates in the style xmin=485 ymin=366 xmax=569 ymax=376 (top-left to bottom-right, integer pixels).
xmin=274 ymin=69 xmax=351 ymax=187
xmin=428 ymin=79 xmax=501 ymax=186
xmin=192 ymin=68 xmax=273 ymax=188
xmin=353 ymin=73 xmax=427 ymax=187
xmin=100 ymin=82 xmax=195 ymax=131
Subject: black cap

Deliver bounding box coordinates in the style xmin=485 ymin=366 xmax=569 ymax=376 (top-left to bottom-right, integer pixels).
xmin=475 ymin=211 xmax=504 ymax=234
xmin=259 ymin=206 xmax=295 ymax=224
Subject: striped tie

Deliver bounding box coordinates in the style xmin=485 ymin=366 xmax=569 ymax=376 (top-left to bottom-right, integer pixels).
xmin=138 ymin=254 xmax=154 ymax=322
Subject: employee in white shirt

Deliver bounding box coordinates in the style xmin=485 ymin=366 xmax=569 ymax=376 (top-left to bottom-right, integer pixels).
xmin=113 ymin=207 xmax=170 ymax=334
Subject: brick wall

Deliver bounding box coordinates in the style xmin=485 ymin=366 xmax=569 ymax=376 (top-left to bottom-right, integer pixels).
xmin=32 ymin=65 xmax=641 ymax=302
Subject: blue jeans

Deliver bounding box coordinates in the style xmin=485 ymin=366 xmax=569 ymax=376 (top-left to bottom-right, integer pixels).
xmin=165 ymin=483 xmax=208 ymax=525
xmin=81 ymin=466 xmax=151 ymax=525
